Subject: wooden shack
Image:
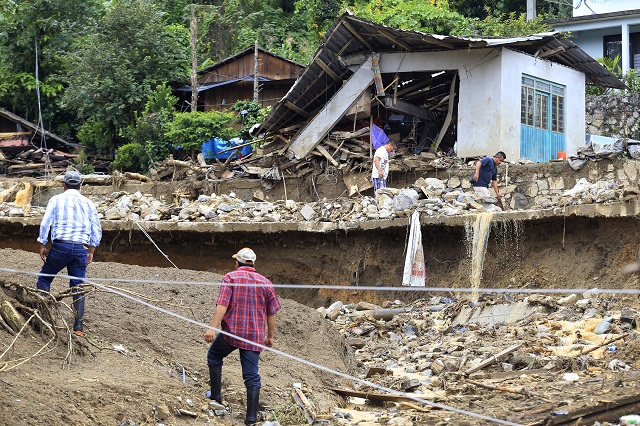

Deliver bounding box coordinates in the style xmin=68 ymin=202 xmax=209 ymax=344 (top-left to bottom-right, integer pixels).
xmin=176 ymin=47 xmax=304 ymax=112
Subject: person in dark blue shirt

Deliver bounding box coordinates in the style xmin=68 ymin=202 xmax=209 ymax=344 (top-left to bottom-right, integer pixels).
xmin=470 ymin=152 xmax=506 ymax=199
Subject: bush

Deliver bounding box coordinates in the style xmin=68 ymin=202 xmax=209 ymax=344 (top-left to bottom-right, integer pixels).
xmin=230 ymin=100 xmax=271 ymax=140
xmin=77 ymin=119 xmax=115 ymax=155
xmin=165 ymin=110 xmax=236 ymax=157
xmin=112 ymin=143 xmax=146 ymax=172
xmin=121 ymin=84 xmax=177 ymax=170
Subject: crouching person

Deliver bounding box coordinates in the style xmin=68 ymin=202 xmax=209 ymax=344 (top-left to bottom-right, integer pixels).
xmin=204 ymin=247 xmax=281 ymax=425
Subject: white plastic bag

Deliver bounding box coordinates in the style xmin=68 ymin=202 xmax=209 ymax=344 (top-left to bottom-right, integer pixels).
xmin=402 ymin=211 xmax=426 ymax=287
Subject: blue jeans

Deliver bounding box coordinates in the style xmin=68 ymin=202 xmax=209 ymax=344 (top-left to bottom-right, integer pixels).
xmin=207 ymin=334 xmax=261 ymax=388
xmin=36 ymin=241 xmax=88 ymax=332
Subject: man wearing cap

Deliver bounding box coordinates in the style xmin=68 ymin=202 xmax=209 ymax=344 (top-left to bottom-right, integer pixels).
xmin=36 ymin=170 xmax=102 ymax=336
xmin=204 ymin=248 xmax=281 ymax=426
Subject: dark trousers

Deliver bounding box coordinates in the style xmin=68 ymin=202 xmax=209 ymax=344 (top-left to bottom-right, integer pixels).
xmin=36 ymin=241 xmax=88 ymax=332
xmin=207 ymin=334 xmax=261 ymax=388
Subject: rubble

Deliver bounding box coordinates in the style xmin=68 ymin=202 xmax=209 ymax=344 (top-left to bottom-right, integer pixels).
xmin=321 ymin=292 xmax=640 ymax=424
xmin=2 ymin=175 xmax=636 ymax=226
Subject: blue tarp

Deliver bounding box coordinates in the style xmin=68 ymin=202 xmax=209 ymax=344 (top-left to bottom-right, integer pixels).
xmin=202 ymin=137 xmax=253 ymax=161
xmin=371 ymin=124 xmax=389 ymax=150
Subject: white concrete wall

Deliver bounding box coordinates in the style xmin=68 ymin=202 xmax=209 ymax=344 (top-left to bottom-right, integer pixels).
xmin=573 ymin=0 xmax=635 ymax=17
xmin=377 ymin=49 xmax=586 ymax=160
xmin=379 ymin=50 xmax=505 ymax=158
xmin=499 ymin=48 xmax=586 ymax=160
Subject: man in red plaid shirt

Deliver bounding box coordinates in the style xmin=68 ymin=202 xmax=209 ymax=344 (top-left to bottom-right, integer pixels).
xmin=204 ymin=247 xmax=281 ymax=425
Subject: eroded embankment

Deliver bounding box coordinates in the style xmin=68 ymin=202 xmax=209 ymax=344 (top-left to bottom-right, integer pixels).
xmin=2 ymin=206 xmax=639 ymax=307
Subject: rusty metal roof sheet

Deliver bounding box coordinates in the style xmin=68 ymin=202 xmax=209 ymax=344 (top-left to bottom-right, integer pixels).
xmin=259 ymin=13 xmax=624 ymax=134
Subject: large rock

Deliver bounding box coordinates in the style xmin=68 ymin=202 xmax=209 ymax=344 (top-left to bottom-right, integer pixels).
xmin=392 ymin=189 xmax=419 ymax=211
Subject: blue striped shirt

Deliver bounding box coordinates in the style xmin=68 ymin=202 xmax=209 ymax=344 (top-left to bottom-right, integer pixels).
xmin=37 ymin=189 xmax=102 ymax=247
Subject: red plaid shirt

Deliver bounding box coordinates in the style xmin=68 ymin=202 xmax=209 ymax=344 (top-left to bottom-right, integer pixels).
xmin=217 ymin=266 xmax=281 ymax=352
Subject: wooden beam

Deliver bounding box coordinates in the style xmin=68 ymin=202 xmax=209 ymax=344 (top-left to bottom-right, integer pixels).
xmin=285 ymin=101 xmax=309 ymax=117
xmin=463 ymin=343 xmax=523 ymax=375
xmin=432 ymin=72 xmax=457 ymax=152
xmin=379 ymin=29 xmax=412 ymax=50
xmin=537 ymin=46 xmax=566 ymax=59
xmin=342 ymin=20 xmax=374 ymax=51
xmin=314 ymin=58 xmax=342 ymax=83
xmin=315 ymin=145 xmax=339 ymax=167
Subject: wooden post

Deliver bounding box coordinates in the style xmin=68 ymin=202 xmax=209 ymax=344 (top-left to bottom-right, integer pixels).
xmin=190 ymin=4 xmax=198 ymax=112
xmin=253 ymin=40 xmax=259 ymax=102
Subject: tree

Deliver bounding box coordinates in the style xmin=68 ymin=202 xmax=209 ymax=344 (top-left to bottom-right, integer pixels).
xmin=0 ymin=0 xmax=103 ymax=129
xmin=60 ymin=0 xmax=189 ymax=155
xmin=120 ymin=84 xmax=179 ymax=171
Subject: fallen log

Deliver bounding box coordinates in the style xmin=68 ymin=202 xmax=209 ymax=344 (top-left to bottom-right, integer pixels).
xmin=0 ymin=300 xmax=26 ymax=333
xmin=123 ymin=172 xmax=151 ymax=182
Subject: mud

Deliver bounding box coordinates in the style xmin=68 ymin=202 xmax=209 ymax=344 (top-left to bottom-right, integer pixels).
xmin=2 ymin=215 xmax=638 ymax=307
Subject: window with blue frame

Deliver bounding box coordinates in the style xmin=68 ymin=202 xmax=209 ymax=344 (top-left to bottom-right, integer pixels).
xmin=520 ymin=75 xmax=565 ymax=134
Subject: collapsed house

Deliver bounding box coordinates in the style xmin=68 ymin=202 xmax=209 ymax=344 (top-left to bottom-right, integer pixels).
xmin=257 ymin=13 xmax=624 ymax=168
xmin=0 ymin=108 xmax=79 ymax=177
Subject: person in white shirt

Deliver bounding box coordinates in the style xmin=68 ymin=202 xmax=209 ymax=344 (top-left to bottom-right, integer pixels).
xmin=371 ymin=139 xmax=397 ymax=198
xmin=36 ymin=170 xmax=102 ymax=336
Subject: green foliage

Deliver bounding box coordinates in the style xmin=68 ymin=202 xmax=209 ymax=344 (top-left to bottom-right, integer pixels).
xmin=165 ymin=110 xmax=236 ymax=154
xmin=230 ymin=100 xmax=271 ymax=140
xmin=77 ymin=119 xmax=114 ymax=155
xmin=60 ymin=0 xmax=189 ymax=152
xmin=350 ymin=0 xmax=468 ymax=35
xmin=112 ymin=143 xmax=145 ymax=172
xmin=0 ymin=0 xmax=103 ymax=126
xmin=73 ymin=151 xmax=95 ymax=174
xmin=586 ymin=56 xmax=622 ymax=96
xmin=624 ymin=69 xmax=640 ymax=93
xmin=121 ymin=84 xmax=178 ymax=170
xmin=447 ymin=0 xmax=572 ymax=20
xmin=473 ymin=12 xmax=550 ymax=37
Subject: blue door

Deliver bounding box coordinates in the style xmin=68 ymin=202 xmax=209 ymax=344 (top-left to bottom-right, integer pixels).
xmin=520 ymin=76 xmax=565 ymax=162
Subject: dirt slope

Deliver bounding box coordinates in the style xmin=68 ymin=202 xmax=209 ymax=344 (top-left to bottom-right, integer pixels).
xmin=0 ymin=248 xmax=354 ymax=425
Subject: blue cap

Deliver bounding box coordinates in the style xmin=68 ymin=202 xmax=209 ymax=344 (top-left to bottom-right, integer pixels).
xmin=64 ymin=170 xmax=81 ymax=185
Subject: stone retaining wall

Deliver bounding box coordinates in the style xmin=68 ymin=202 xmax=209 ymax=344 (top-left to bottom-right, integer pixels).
xmin=585 ymin=94 xmax=640 ymax=140
xmin=424 ymin=158 xmax=640 ymax=210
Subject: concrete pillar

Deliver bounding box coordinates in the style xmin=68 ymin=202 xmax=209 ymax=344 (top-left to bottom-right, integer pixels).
xmin=622 ymin=23 xmax=630 ymax=74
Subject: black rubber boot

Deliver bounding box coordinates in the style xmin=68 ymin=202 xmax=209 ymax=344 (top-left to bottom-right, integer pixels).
xmin=245 ymin=386 xmax=260 ymax=425
xmin=207 ymin=366 xmax=222 ymax=403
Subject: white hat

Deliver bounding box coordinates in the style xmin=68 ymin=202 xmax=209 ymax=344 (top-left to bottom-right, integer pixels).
xmin=232 ymin=247 xmax=256 ymax=263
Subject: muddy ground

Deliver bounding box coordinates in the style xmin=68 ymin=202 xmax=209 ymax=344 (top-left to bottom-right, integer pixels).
xmin=1 ymin=210 xmax=640 ymax=424
xmin=0 ymin=248 xmax=354 ymax=425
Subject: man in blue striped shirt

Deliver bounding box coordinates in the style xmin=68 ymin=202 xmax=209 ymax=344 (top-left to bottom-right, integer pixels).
xmin=36 ymin=170 xmax=102 ymax=335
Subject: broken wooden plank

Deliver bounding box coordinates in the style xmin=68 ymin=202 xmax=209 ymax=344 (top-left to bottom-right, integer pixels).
xmin=464 ymin=343 xmax=523 ymax=375
xmin=292 ymin=388 xmax=317 ymax=424
xmin=384 ymin=97 xmax=432 ymax=121
xmin=528 ymin=393 xmax=640 ymax=426
xmin=330 ymin=388 xmax=420 ymax=404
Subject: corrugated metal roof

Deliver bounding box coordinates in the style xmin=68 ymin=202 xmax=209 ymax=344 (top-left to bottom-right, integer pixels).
xmin=175 ymin=75 xmax=274 ymax=92
xmin=0 ymin=108 xmax=74 ymax=148
xmin=259 ymin=13 xmax=624 ymax=134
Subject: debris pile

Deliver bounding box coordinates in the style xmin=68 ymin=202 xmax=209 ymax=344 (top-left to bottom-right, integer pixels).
xmin=320 ymin=290 xmax=640 ymax=424
xmin=1 ymin=175 xmax=637 ymax=223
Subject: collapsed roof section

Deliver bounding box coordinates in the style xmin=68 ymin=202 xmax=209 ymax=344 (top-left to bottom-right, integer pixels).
xmin=258 ymin=13 xmax=624 ymax=160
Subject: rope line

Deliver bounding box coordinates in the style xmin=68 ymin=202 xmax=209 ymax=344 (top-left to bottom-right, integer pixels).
xmin=21 ymin=268 xmax=520 ymax=426
xmin=0 ymin=267 xmax=638 ymax=295
xmin=134 ymin=221 xmax=179 ymax=269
